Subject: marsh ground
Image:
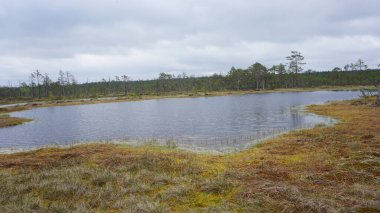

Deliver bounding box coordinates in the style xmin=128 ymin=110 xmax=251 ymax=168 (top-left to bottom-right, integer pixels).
xmin=0 ymin=97 xmax=379 ymax=212
xmin=0 ymin=114 xmax=32 ymax=128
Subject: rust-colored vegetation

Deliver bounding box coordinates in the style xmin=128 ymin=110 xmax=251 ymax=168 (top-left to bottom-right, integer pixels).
xmin=0 ymin=114 xmax=32 ymax=128
xmin=0 ymin=105 xmax=33 ymax=127
xmin=0 ymin=98 xmax=379 ymax=212
xmin=225 ymin=97 xmax=380 ymax=212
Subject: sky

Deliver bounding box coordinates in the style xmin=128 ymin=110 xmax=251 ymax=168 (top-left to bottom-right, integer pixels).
xmin=0 ymin=0 xmax=379 ymax=85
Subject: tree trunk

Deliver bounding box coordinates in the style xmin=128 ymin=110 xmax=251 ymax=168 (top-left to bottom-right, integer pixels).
xmin=376 ymin=88 xmax=380 ymax=106
xmin=31 ymin=86 xmax=34 ymax=99
xmin=60 ymin=85 xmax=64 ymax=98
xmin=124 ymin=82 xmax=128 ymax=96
xmin=45 ymin=85 xmax=48 ymax=97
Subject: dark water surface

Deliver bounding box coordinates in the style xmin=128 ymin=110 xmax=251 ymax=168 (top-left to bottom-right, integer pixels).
xmin=0 ymin=91 xmax=360 ymax=152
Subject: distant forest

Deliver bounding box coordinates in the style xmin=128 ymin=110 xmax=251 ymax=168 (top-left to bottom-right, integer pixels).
xmin=1 ymin=51 xmax=380 ymax=100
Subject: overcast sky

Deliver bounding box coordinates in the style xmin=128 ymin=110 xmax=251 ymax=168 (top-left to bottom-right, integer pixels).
xmin=0 ymin=0 xmax=379 ymax=85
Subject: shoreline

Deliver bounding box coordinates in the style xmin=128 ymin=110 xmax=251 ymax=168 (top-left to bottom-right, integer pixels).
xmin=0 ymin=97 xmax=378 ymax=211
xmin=0 ymin=85 xmax=372 ymax=128
xmin=0 ymin=95 xmax=345 ymax=155
xmin=0 ymin=85 xmax=374 ymax=108
xmin=0 ymin=112 xmax=339 ymax=155
xmin=0 ymin=114 xmax=32 ymax=128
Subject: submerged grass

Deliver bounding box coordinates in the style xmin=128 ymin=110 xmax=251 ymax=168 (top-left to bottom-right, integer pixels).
xmin=0 ymin=97 xmax=379 ymax=212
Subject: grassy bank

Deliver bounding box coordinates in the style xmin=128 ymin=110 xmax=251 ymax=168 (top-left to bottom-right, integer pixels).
xmin=0 ymin=85 xmax=374 ymax=128
xmin=0 ymin=97 xmax=378 ymax=212
xmin=0 ymin=106 xmax=33 ymax=128
xmin=0 ymin=114 xmax=32 ymax=128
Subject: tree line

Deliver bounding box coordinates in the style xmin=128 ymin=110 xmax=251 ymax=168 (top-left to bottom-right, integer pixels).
xmin=1 ymin=51 xmax=380 ymax=100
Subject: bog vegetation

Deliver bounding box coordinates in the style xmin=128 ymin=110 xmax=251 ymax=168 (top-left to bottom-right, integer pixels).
xmin=0 ymin=97 xmax=378 ymax=212
xmin=1 ymin=52 xmax=380 ymax=101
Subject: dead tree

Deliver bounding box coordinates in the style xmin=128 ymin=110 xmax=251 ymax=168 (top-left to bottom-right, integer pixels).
xmin=121 ymin=75 xmax=130 ymax=96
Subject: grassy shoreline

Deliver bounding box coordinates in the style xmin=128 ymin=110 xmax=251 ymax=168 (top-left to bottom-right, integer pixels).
xmin=0 ymin=97 xmax=378 ymax=212
xmin=0 ymin=114 xmax=32 ymax=128
xmin=0 ymin=85 xmax=374 ymax=128
xmin=0 ymin=85 xmax=374 ymax=106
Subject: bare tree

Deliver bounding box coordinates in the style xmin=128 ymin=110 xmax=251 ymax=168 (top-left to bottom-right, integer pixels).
xmin=71 ymin=75 xmax=78 ymax=97
xmin=58 ymin=70 xmax=65 ymax=97
xmin=85 ymin=78 xmax=89 ymax=97
xmin=29 ymin=73 xmax=35 ymax=98
xmin=33 ymin=70 xmax=42 ymax=98
xmin=42 ymin=73 xmax=51 ymax=97
xmin=349 ymin=63 xmax=357 ymax=71
xmin=64 ymin=71 xmax=74 ymax=97
xmin=65 ymin=71 xmax=72 ymax=85
xmin=344 ymin=64 xmax=350 ymax=71
xmin=121 ymin=75 xmax=130 ymax=96
xmin=108 ymin=77 xmax=112 ymax=95
xmin=17 ymin=81 xmax=22 ymax=97
xmin=101 ymin=78 xmax=107 ymax=96
xmin=114 ymin=76 xmax=121 ymax=95
xmin=7 ymin=81 xmax=13 ymax=99
xmin=356 ymin=59 xmax=366 ymax=71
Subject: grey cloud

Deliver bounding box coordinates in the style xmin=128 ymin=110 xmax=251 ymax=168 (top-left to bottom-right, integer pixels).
xmin=0 ymin=0 xmax=379 ymax=84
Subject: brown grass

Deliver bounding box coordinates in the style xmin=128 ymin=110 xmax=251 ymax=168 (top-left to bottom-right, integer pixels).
xmin=226 ymin=97 xmax=380 ymax=212
xmin=0 ymin=114 xmax=32 ymax=128
xmin=0 ymin=97 xmax=379 ymax=212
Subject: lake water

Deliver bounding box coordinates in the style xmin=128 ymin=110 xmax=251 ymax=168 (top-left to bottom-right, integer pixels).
xmin=0 ymin=91 xmax=360 ymax=152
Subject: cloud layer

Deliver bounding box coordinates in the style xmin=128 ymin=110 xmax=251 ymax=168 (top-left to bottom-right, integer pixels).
xmin=0 ymin=0 xmax=379 ymax=84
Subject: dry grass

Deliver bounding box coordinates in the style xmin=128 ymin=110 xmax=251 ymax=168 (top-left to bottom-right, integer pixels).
xmin=0 ymin=105 xmax=33 ymax=128
xmin=225 ymin=97 xmax=380 ymax=212
xmin=0 ymin=114 xmax=32 ymax=128
xmin=0 ymin=144 xmax=232 ymax=212
xmin=0 ymin=97 xmax=379 ymax=212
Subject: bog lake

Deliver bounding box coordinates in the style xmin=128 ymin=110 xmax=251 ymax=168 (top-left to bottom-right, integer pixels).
xmin=0 ymin=90 xmax=360 ymax=153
